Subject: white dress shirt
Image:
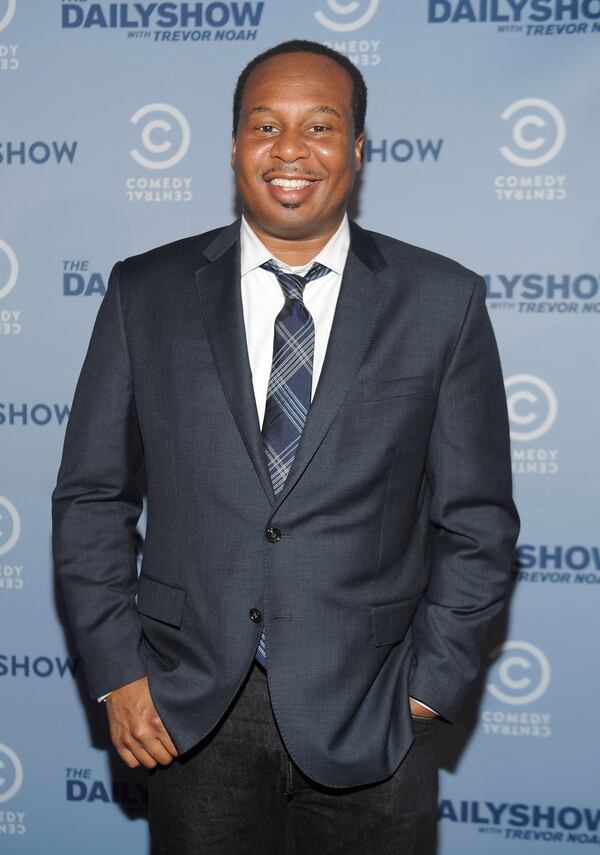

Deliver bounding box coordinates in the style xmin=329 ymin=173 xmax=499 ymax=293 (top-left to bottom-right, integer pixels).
xmin=99 ymin=214 xmax=438 ymax=716
xmin=239 ymin=212 xmax=349 ymax=428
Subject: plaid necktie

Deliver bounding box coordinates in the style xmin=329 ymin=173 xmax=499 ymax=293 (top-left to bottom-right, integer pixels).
xmin=255 ymin=258 xmax=331 ymax=667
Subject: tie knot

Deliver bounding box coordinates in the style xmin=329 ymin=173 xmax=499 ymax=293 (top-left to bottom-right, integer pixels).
xmin=260 ymin=259 xmax=331 ymax=302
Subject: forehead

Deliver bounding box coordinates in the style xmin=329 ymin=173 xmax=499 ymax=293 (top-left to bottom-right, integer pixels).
xmin=242 ymin=52 xmax=353 ymax=113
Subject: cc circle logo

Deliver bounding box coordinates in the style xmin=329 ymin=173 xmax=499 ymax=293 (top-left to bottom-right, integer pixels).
xmin=129 ymin=103 xmax=191 ymax=171
xmin=0 ymin=240 xmax=19 ymax=300
xmin=487 ymin=641 xmax=551 ymax=706
xmin=505 ymin=374 xmax=558 ymax=441
xmin=0 ymin=744 xmax=24 ymax=804
xmin=500 ymin=98 xmax=565 ymax=168
xmin=0 ymin=496 xmax=21 ymax=556
xmin=314 ymin=0 xmax=379 ymax=32
xmin=0 ymin=0 xmax=16 ymax=34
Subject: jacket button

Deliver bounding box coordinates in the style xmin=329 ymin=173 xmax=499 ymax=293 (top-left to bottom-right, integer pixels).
xmin=265 ymin=526 xmax=281 ymax=543
xmin=249 ymin=608 xmax=262 ymax=623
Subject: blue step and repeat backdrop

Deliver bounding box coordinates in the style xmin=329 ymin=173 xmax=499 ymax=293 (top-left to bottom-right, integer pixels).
xmin=1 ymin=1 xmax=599 ymax=852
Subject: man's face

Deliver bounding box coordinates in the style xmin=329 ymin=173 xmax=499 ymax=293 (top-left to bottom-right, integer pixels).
xmin=231 ymin=52 xmax=364 ymax=241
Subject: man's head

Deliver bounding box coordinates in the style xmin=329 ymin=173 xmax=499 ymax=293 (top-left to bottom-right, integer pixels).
xmin=231 ymin=40 xmax=367 ymax=246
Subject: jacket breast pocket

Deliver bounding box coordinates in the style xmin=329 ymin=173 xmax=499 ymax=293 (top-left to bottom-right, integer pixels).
xmin=136 ymin=573 xmax=186 ymax=629
xmin=369 ymin=592 xmax=422 ymax=647
xmin=362 ymin=373 xmax=433 ymax=402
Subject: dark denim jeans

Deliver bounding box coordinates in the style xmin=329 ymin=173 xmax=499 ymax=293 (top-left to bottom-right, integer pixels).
xmin=148 ymin=660 xmax=438 ymax=854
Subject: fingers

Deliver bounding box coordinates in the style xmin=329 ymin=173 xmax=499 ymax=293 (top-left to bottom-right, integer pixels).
xmin=156 ymin=725 xmax=179 ymax=758
xmin=105 ymin=676 xmax=179 ymax=768
xmin=115 ymin=732 xmax=173 ymax=769
xmin=139 ymin=737 xmax=175 ymax=767
xmin=118 ymin=724 xmax=177 ymax=768
xmin=116 ymin=745 xmax=142 ymax=769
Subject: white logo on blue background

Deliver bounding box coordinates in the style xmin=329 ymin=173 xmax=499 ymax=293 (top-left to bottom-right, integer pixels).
xmin=505 ymin=374 xmax=558 ymax=441
xmin=0 ymin=744 xmax=23 ymax=803
xmin=487 ymin=641 xmax=551 ymax=706
xmin=0 ymin=239 xmax=18 ymax=300
xmin=0 ymin=496 xmax=21 ymax=556
xmin=129 ymin=103 xmax=191 ymax=171
xmin=0 ymin=0 xmax=16 ymax=34
xmin=500 ymin=98 xmax=566 ymax=167
xmin=315 ymin=0 xmax=379 ymax=31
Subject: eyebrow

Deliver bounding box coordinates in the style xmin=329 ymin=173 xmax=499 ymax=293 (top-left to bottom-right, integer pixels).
xmin=312 ymin=105 xmax=342 ymax=119
xmin=246 ymin=104 xmax=342 ymax=119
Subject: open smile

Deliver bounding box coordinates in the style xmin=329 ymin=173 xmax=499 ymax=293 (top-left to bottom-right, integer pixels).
xmin=269 ymin=177 xmax=315 ymax=189
xmin=264 ymin=173 xmax=322 ymax=204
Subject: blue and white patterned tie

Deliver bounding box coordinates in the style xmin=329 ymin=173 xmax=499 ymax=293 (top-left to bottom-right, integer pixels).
xmin=255 ymin=259 xmax=331 ymax=667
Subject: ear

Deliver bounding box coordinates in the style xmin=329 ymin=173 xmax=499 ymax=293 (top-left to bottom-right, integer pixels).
xmin=231 ymin=132 xmax=237 ymax=169
xmin=354 ymin=132 xmax=365 ymax=172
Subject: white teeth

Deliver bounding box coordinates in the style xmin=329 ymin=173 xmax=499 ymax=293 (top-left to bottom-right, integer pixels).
xmin=269 ymin=178 xmax=313 ymax=189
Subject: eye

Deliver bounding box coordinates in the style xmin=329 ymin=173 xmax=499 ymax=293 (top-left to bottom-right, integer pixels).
xmin=256 ymin=124 xmax=277 ymax=133
xmin=309 ymin=125 xmax=329 ymax=133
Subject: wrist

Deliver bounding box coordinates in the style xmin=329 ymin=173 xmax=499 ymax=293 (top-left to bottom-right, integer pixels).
xmin=409 ymin=696 xmax=438 ymax=718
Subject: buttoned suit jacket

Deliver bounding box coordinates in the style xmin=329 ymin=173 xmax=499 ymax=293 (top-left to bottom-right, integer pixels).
xmin=52 ymin=218 xmax=520 ymax=788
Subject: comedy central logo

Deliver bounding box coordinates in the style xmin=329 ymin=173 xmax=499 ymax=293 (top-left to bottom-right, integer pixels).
xmin=0 ymin=496 xmax=21 ymax=557
xmin=0 ymin=744 xmax=23 ymax=803
xmin=481 ymin=641 xmax=552 ymax=738
xmin=505 ymin=373 xmax=559 ymax=476
xmin=0 ymin=239 xmax=21 ymax=335
xmin=495 ymin=98 xmax=566 ymax=201
xmin=487 ymin=641 xmax=551 ymax=706
xmin=501 ymin=98 xmax=565 ymax=167
xmin=0 ymin=496 xmax=24 ymax=592
xmin=315 ymin=0 xmax=379 ymax=31
xmin=0 ymin=0 xmax=18 ymax=71
xmin=130 ymin=103 xmax=190 ymax=170
xmin=0 ymin=239 xmax=18 ymax=300
xmin=126 ymin=103 xmax=192 ymax=203
xmin=506 ymin=374 xmax=557 ymax=441
xmin=0 ymin=0 xmax=16 ymax=33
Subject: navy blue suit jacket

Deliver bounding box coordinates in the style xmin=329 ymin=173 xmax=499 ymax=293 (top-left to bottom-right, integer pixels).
xmin=52 ymin=219 xmax=519 ymax=788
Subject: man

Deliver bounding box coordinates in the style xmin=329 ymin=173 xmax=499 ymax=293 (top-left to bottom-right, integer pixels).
xmin=52 ymin=40 xmax=519 ymax=854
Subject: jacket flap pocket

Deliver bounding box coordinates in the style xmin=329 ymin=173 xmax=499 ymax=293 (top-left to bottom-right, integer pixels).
xmin=363 ymin=373 xmax=433 ymax=402
xmin=370 ymin=593 xmax=421 ymax=647
xmin=136 ymin=574 xmax=185 ymax=628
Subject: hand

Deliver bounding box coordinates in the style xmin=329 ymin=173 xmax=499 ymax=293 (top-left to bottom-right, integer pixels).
xmin=409 ymin=696 xmax=438 ymax=719
xmin=106 ymin=676 xmax=179 ymax=769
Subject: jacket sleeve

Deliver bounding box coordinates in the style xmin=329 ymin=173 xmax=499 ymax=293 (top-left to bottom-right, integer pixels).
xmin=408 ymin=275 xmax=520 ymax=721
xmin=51 ymin=261 xmax=147 ymax=699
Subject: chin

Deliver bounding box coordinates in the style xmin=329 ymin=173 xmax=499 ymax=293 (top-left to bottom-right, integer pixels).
xmin=270 ymin=216 xmax=320 ymax=236
xmin=258 ymin=207 xmax=314 ymax=231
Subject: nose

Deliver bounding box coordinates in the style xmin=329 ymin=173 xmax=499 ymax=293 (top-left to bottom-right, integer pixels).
xmin=269 ymin=128 xmax=311 ymax=162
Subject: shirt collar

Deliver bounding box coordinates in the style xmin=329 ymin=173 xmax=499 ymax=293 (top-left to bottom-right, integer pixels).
xmin=240 ymin=213 xmax=350 ymax=278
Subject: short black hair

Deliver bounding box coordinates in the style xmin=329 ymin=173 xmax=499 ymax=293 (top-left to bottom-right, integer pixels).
xmin=232 ymin=39 xmax=367 ymax=137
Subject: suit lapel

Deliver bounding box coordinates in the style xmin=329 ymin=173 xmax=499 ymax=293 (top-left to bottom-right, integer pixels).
xmin=194 ymin=221 xmax=276 ymax=505
xmin=194 ymin=219 xmax=388 ymax=514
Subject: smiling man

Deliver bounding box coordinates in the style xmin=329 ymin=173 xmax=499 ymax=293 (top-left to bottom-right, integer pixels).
xmin=52 ymin=40 xmax=519 ymax=855
xmin=231 ymin=50 xmax=362 ymax=262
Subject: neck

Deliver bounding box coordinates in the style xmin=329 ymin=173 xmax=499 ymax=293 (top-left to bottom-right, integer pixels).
xmin=245 ymin=216 xmax=344 ymax=266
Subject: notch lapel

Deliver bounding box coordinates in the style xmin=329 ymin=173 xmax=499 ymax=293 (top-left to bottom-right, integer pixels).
xmin=194 ymin=221 xmax=276 ymax=505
